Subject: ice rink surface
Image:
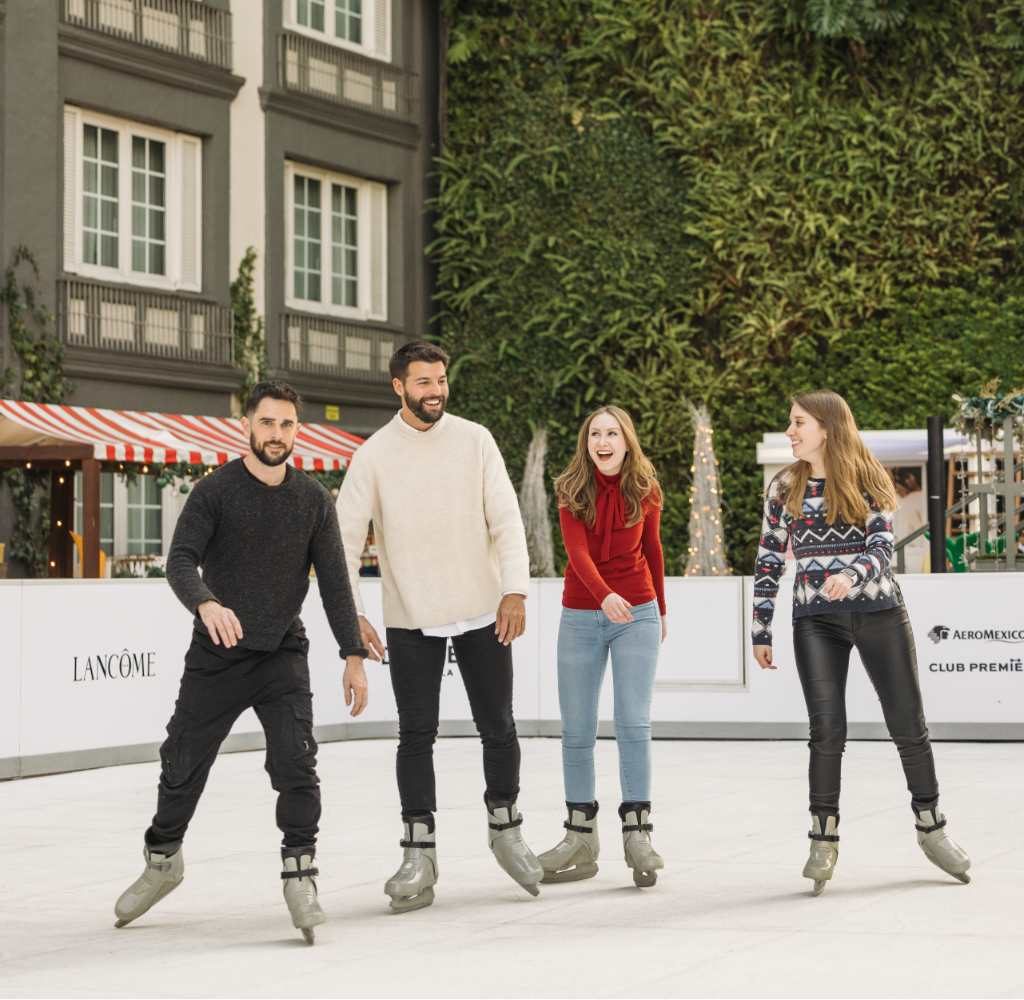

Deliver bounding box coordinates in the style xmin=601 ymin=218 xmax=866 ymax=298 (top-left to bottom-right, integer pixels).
xmin=0 ymin=737 xmax=1021 ymax=999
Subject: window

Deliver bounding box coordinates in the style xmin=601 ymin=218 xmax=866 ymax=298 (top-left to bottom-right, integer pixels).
xmin=287 ymin=0 xmax=390 ymax=61
xmin=126 ymin=476 xmax=163 ymax=555
xmin=285 ymin=162 xmax=387 ymax=321
xmin=64 ymin=106 xmax=202 ymax=291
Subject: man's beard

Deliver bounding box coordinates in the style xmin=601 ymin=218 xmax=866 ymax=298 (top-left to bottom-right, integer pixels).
xmin=250 ymin=433 xmax=293 ymax=467
xmin=407 ymin=392 xmax=447 ymax=424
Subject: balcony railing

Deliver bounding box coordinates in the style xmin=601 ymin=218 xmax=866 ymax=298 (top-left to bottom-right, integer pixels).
xmin=58 ymin=278 xmax=233 ymax=366
xmin=281 ymin=313 xmax=404 ymax=383
xmin=278 ymin=32 xmax=417 ymax=120
xmin=61 ymin=0 xmax=233 ymax=71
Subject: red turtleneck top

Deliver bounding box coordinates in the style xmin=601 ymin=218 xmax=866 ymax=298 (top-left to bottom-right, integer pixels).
xmin=559 ymin=471 xmax=666 ymax=615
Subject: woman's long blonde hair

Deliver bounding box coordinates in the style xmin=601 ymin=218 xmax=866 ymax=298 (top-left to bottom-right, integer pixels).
xmin=554 ymin=405 xmax=661 ymax=526
xmin=780 ymin=390 xmax=897 ymax=523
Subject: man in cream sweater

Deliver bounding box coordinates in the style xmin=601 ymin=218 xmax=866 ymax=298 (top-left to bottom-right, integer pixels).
xmin=336 ymin=341 xmax=543 ymax=912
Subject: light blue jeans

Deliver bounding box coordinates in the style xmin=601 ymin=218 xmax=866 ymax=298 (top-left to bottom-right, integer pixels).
xmin=557 ymin=599 xmax=661 ymax=803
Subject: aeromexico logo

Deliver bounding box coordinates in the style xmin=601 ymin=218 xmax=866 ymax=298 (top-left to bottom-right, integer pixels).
xmin=928 ymin=625 xmax=1024 ymax=645
xmin=73 ymin=649 xmax=157 ymax=682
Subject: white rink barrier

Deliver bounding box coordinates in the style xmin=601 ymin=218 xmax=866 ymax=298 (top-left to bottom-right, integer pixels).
xmin=1 ymin=574 xmax=1022 ymax=777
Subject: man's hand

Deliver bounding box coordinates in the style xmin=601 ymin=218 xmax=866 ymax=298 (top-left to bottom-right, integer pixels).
xmin=495 ymin=594 xmax=526 ymax=646
xmin=198 ymin=600 xmax=243 ymax=648
xmin=754 ymin=645 xmax=776 ymax=670
xmin=823 ymin=573 xmax=854 ymax=602
xmin=343 ymin=655 xmax=368 ymax=716
xmin=358 ymin=615 xmax=386 ymax=661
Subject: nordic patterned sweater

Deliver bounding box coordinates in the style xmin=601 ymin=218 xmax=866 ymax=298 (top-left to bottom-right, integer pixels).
xmin=751 ymin=475 xmax=903 ymax=645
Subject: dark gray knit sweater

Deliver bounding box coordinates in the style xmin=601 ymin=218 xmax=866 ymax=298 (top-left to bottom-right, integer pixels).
xmin=166 ymin=459 xmax=366 ymax=657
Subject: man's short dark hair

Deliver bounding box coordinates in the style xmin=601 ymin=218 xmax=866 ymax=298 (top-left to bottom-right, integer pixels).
xmin=245 ymin=381 xmax=302 ymax=418
xmin=389 ymin=341 xmax=450 ymax=381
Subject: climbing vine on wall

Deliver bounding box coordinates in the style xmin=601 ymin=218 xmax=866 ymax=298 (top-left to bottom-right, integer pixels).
xmin=432 ymin=0 xmax=1024 ymax=571
xmin=0 ymin=246 xmax=71 ymax=576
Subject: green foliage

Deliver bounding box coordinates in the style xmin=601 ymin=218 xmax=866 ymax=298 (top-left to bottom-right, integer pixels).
xmin=434 ymin=0 xmax=1024 ymax=571
xmin=781 ymin=0 xmax=947 ymax=39
xmin=0 ymin=246 xmax=70 ymax=577
xmin=231 ymin=246 xmax=266 ymax=403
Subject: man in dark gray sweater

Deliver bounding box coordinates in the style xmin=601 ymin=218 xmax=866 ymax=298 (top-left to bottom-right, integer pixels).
xmin=113 ymin=382 xmax=367 ymax=944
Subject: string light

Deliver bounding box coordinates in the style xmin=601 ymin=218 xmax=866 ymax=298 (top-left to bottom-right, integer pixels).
xmin=684 ymin=409 xmax=730 ymax=577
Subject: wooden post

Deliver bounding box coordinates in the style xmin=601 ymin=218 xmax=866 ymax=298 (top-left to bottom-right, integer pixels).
xmin=82 ymin=457 xmax=101 ymax=579
xmin=48 ymin=469 xmax=75 ymax=578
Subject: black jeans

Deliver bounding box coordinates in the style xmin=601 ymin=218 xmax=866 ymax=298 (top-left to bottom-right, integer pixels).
xmin=145 ymin=630 xmax=319 ymax=851
xmin=387 ymin=623 xmax=520 ymax=815
xmin=793 ymin=606 xmax=939 ymax=820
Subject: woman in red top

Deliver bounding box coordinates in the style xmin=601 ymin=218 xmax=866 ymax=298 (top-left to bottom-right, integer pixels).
xmin=538 ymin=405 xmax=667 ymax=888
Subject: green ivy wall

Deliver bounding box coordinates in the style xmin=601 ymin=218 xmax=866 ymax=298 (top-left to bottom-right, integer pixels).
xmin=431 ymin=1 xmax=1024 ymax=570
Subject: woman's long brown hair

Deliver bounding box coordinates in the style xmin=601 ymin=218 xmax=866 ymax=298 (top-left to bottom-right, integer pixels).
xmin=780 ymin=390 xmax=898 ymax=523
xmin=554 ymin=405 xmax=661 ymax=526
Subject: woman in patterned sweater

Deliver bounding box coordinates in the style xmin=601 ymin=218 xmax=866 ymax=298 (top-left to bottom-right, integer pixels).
xmin=752 ymin=390 xmax=971 ymax=895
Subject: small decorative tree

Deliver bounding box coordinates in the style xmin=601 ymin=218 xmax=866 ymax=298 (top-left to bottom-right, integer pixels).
xmin=231 ymin=246 xmax=266 ymax=409
xmin=519 ymin=425 xmax=556 ymax=577
xmin=683 ymin=402 xmax=731 ymax=576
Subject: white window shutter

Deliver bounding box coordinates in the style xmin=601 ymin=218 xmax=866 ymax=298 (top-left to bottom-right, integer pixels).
xmin=367 ymin=182 xmax=387 ymax=321
xmin=179 ymin=134 xmax=202 ymax=291
xmin=374 ymin=0 xmax=391 ymax=61
xmin=63 ymin=107 xmax=81 ymax=273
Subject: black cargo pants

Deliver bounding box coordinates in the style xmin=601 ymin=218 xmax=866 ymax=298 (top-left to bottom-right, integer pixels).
xmin=145 ymin=630 xmax=319 ymax=851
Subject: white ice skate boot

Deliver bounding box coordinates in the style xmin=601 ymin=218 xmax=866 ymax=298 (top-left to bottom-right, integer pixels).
xmin=281 ymin=847 xmax=326 ymax=944
xmin=803 ymin=815 xmax=839 ymax=896
xmin=619 ymin=802 xmax=664 ymax=887
xmin=915 ymin=808 xmax=971 ymax=884
xmin=486 ymin=797 xmax=543 ymax=897
xmin=114 ymin=844 xmax=184 ymax=927
xmin=539 ymin=802 xmax=600 ymax=883
xmin=385 ymin=815 xmax=438 ymax=914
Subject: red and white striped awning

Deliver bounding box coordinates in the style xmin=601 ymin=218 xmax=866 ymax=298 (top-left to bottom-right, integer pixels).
xmin=0 ymin=399 xmax=362 ymax=471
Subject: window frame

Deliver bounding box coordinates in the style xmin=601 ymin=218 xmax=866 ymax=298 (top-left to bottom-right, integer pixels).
xmin=284 ymin=161 xmax=387 ymax=322
xmin=66 ymin=107 xmax=201 ymax=293
xmin=285 ymin=0 xmax=391 ymax=62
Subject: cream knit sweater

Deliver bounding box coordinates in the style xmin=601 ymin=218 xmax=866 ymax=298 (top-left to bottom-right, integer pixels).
xmin=336 ymin=412 xmax=530 ymax=629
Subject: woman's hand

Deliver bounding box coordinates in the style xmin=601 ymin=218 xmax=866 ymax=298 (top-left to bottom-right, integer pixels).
xmin=823 ymin=573 xmax=854 ymax=602
xmin=601 ymin=592 xmax=634 ymax=623
xmin=661 ymin=616 xmax=667 ymax=643
xmin=753 ymin=645 xmax=776 ymax=670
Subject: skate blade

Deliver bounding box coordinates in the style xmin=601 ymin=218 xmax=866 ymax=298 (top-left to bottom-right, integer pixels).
xmin=541 ymin=862 xmax=598 ymax=884
xmin=954 ymin=871 xmax=971 ymax=884
xmin=388 ymin=886 xmax=435 ymax=913
xmin=301 ymin=927 xmax=315 ymax=945
xmin=520 ymin=881 xmax=541 ymax=897
xmin=632 ymin=869 xmax=657 ymax=888
xmin=811 ymin=880 xmax=827 ymax=896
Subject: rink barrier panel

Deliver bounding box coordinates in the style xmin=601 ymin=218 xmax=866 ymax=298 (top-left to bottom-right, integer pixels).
xmin=2 ymin=574 xmax=1023 ymax=779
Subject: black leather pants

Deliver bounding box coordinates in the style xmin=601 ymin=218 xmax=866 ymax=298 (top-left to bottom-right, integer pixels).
xmin=793 ymin=606 xmax=939 ymax=820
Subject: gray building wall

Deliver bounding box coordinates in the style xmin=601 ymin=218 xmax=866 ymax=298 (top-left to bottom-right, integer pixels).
xmin=261 ymin=0 xmax=438 ymax=435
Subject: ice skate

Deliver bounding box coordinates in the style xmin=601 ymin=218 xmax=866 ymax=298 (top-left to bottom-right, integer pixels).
xmin=619 ymin=802 xmax=663 ymax=887
xmin=539 ymin=802 xmax=600 ymax=883
xmin=281 ymin=847 xmax=325 ymax=944
xmin=114 ymin=844 xmax=184 ymax=927
xmin=915 ymin=808 xmax=971 ymax=884
xmin=385 ymin=815 xmax=438 ymax=913
xmin=486 ymin=797 xmax=543 ymax=897
xmin=803 ymin=815 xmax=839 ymax=896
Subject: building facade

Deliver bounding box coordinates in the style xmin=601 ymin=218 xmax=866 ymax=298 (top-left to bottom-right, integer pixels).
xmin=0 ymin=0 xmax=440 ymax=569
